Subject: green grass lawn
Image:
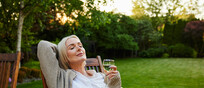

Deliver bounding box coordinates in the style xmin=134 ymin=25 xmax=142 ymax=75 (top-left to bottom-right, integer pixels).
xmin=116 ymin=58 xmax=204 ymax=88
xmin=17 ymin=58 xmax=204 ymax=88
xmin=17 ymin=80 xmax=43 ymax=88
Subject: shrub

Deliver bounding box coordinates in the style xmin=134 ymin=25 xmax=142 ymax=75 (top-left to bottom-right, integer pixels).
xmin=30 ymin=68 xmax=41 ymax=78
xmin=168 ymin=43 xmax=197 ymax=58
xmin=162 ymin=53 xmax=169 ymax=58
xmin=18 ymin=70 xmax=26 ymax=83
xmin=139 ymin=50 xmax=149 ymax=58
xmin=20 ymin=66 xmax=32 ymax=78
xmin=139 ymin=47 xmax=166 ymax=58
xmin=22 ymin=59 xmax=40 ymax=69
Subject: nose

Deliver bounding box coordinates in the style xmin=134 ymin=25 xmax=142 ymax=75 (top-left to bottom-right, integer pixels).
xmin=76 ymin=46 xmax=82 ymax=51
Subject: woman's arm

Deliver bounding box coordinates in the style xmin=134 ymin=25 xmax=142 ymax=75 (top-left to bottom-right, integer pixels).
xmin=37 ymin=40 xmax=60 ymax=88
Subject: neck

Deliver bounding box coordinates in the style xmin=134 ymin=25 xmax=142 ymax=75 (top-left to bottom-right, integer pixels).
xmin=70 ymin=61 xmax=88 ymax=76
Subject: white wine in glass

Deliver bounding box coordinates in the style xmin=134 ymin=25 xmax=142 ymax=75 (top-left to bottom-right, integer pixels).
xmin=103 ymin=59 xmax=115 ymax=71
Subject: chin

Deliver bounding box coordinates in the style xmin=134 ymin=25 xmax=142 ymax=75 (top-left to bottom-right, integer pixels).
xmin=82 ymin=56 xmax=87 ymax=60
xmin=77 ymin=55 xmax=86 ymax=60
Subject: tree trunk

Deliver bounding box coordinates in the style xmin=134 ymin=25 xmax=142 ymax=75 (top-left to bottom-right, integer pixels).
xmin=12 ymin=1 xmax=25 ymax=88
xmin=16 ymin=3 xmax=25 ymax=52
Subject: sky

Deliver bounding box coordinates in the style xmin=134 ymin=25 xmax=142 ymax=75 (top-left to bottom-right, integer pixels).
xmin=98 ymin=0 xmax=204 ymax=19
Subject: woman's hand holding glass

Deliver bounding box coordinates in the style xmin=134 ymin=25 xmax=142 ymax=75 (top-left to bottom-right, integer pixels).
xmin=103 ymin=59 xmax=118 ymax=80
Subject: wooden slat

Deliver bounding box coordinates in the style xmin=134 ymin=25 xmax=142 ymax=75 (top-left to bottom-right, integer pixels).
xmin=0 ymin=61 xmax=11 ymax=88
xmin=0 ymin=62 xmax=3 ymax=87
xmin=95 ymin=66 xmax=99 ymax=72
xmin=1 ymin=61 xmax=7 ymax=88
xmin=97 ymin=56 xmax=104 ymax=73
xmin=0 ymin=53 xmax=17 ymax=61
xmin=5 ymin=62 xmax=11 ymax=88
xmin=88 ymin=66 xmax=91 ymax=70
xmin=86 ymin=58 xmax=99 ymax=66
xmin=1 ymin=61 xmax=5 ymax=88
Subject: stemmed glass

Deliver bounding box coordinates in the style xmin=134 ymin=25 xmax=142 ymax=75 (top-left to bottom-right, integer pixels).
xmin=103 ymin=59 xmax=115 ymax=71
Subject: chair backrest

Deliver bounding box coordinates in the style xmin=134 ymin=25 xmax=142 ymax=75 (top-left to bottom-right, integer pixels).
xmin=40 ymin=56 xmax=104 ymax=88
xmin=85 ymin=56 xmax=104 ymax=73
xmin=0 ymin=52 xmax=21 ymax=88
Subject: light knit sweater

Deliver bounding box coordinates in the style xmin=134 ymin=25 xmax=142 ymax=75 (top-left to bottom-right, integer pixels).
xmin=37 ymin=40 xmax=121 ymax=88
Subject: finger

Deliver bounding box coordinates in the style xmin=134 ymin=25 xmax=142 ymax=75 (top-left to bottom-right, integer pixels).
xmin=108 ymin=74 xmax=117 ymax=79
xmin=110 ymin=65 xmax=117 ymax=71
xmin=104 ymin=69 xmax=108 ymax=74
xmin=106 ymin=71 xmax=118 ymax=76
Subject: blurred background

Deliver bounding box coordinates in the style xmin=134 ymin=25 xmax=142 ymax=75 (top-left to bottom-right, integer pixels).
xmin=0 ymin=0 xmax=204 ymax=87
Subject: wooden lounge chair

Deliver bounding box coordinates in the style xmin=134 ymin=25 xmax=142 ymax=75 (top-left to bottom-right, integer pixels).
xmin=0 ymin=52 xmax=21 ymax=88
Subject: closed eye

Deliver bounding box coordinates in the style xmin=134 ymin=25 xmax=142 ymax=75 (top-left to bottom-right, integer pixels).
xmin=79 ymin=45 xmax=83 ymax=48
xmin=78 ymin=42 xmax=83 ymax=48
xmin=70 ymin=47 xmax=74 ymax=50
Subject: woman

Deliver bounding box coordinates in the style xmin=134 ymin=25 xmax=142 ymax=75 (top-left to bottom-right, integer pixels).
xmin=37 ymin=35 xmax=121 ymax=88
xmin=58 ymin=35 xmax=121 ymax=88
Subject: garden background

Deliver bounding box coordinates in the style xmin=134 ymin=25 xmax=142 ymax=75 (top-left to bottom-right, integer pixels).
xmin=0 ymin=0 xmax=204 ymax=87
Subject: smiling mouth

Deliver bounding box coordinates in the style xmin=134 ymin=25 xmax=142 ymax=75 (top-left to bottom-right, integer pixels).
xmin=77 ymin=53 xmax=83 ymax=56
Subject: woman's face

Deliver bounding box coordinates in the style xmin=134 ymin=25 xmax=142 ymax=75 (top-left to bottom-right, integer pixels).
xmin=65 ymin=38 xmax=86 ymax=64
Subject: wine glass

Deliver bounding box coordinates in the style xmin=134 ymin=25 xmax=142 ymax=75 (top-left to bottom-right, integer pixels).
xmin=103 ymin=59 xmax=115 ymax=71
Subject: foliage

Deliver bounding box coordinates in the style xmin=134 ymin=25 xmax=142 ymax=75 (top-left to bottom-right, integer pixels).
xmin=1 ymin=0 xmax=203 ymax=59
xmin=162 ymin=53 xmax=169 ymax=58
xmin=133 ymin=0 xmax=202 ymax=20
xmin=21 ymin=59 xmax=41 ymax=78
xmin=30 ymin=68 xmax=41 ymax=78
xmin=0 ymin=1 xmax=18 ymax=53
xmin=163 ymin=19 xmax=187 ymax=45
xmin=168 ymin=43 xmax=197 ymax=58
xmin=116 ymin=34 xmax=138 ymax=50
xmin=18 ymin=65 xmax=41 ymax=82
xmin=20 ymin=66 xmax=32 ymax=78
xmin=18 ymin=70 xmax=26 ymax=83
xmin=184 ymin=21 xmax=204 ymax=57
xmin=135 ymin=19 xmax=161 ymax=51
xmin=85 ymin=13 xmax=139 ymax=58
xmin=131 ymin=0 xmax=146 ymax=19
xmin=22 ymin=59 xmax=40 ymax=69
xmin=0 ymin=0 xmax=111 ymax=61
xmin=132 ymin=0 xmax=182 ymax=30
xmin=131 ymin=0 xmax=203 ymax=58
xmin=139 ymin=47 xmax=166 ymax=58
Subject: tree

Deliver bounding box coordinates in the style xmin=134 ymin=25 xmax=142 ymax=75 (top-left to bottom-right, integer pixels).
xmin=0 ymin=0 xmax=110 ymax=52
xmin=85 ymin=13 xmax=139 ymax=58
xmin=131 ymin=0 xmax=146 ymax=19
xmin=0 ymin=0 xmax=54 ymax=87
xmin=163 ymin=19 xmax=188 ymax=45
xmin=184 ymin=21 xmax=204 ymax=57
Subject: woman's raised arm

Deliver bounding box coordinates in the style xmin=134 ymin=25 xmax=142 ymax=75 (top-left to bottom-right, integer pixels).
xmin=37 ymin=40 xmax=59 ymax=88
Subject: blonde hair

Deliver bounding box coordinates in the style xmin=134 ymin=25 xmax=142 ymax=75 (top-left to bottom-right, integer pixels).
xmin=57 ymin=35 xmax=79 ymax=69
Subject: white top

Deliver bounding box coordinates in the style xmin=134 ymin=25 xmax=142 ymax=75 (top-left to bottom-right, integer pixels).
xmin=72 ymin=71 xmax=107 ymax=88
